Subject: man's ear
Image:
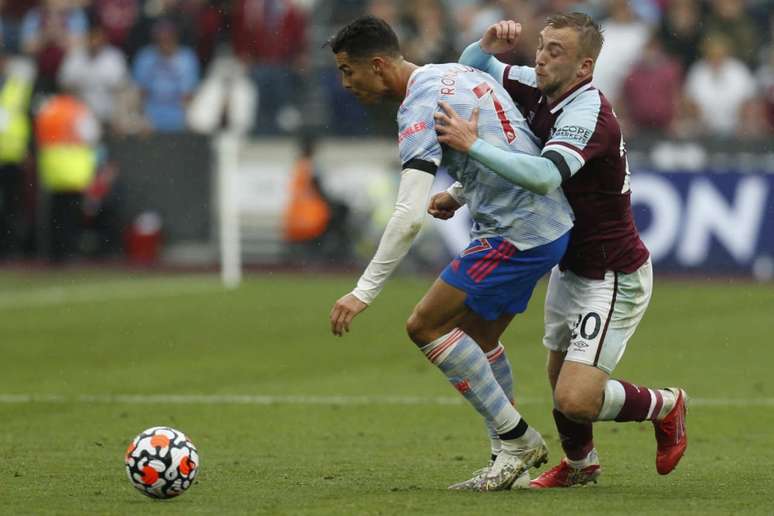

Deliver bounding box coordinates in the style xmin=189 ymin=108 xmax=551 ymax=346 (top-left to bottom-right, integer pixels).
xmin=578 ymin=57 xmax=594 ymax=79
xmin=371 ymin=56 xmax=386 ymax=75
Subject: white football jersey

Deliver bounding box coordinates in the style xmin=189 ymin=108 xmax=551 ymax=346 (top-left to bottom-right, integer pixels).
xmin=398 ymin=63 xmax=574 ymax=250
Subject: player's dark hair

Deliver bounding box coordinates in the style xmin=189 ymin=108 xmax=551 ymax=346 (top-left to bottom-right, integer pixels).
xmin=327 ymin=16 xmax=400 ymax=59
xmin=545 ymin=12 xmax=604 ymax=60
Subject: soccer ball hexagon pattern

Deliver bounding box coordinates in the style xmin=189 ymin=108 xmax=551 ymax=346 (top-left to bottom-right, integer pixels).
xmin=125 ymin=426 xmax=199 ymax=499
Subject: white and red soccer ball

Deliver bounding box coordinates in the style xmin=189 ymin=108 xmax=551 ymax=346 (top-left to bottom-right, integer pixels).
xmin=125 ymin=426 xmax=199 ymax=499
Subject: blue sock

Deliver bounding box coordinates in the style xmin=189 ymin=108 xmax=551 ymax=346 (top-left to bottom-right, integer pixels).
xmin=483 ymin=343 xmax=515 ymax=456
xmin=420 ymin=330 xmax=523 ymax=436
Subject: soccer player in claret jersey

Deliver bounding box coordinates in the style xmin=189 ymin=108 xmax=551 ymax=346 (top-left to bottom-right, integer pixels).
xmin=326 ymin=16 xmax=576 ymax=491
xmin=433 ymin=14 xmax=687 ymax=488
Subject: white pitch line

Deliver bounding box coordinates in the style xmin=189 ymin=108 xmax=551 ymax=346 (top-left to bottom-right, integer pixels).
xmin=0 ymin=278 xmax=221 ymax=310
xmin=0 ymin=394 xmax=772 ymax=407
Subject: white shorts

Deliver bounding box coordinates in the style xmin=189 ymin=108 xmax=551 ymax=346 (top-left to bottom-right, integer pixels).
xmin=542 ymin=259 xmax=653 ymax=374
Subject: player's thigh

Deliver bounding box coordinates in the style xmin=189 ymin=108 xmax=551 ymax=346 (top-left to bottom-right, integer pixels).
xmin=546 ymin=350 xmax=566 ymax=391
xmin=407 ymin=277 xmax=470 ymax=342
xmin=562 ymin=260 xmax=653 ymax=375
xmin=542 ymin=266 xmax=573 ymax=355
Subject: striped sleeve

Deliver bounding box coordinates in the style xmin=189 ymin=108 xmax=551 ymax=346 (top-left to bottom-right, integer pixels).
xmin=542 ymin=90 xmax=605 ymax=177
xmin=502 ymin=65 xmax=539 ymax=106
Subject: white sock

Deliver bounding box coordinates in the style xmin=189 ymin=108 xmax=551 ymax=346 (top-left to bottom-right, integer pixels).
xmin=656 ymin=389 xmax=677 ymax=420
xmin=566 ymin=449 xmax=598 ymax=469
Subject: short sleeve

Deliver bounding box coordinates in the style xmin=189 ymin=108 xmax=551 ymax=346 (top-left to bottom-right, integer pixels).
xmin=542 ymin=90 xmax=606 ymax=170
xmin=397 ymin=74 xmax=441 ymax=174
xmin=502 ymin=65 xmax=540 ymax=108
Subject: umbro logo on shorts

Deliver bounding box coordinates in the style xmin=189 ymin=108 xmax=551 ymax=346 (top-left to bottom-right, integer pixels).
xmin=571 ymin=341 xmax=590 ymax=351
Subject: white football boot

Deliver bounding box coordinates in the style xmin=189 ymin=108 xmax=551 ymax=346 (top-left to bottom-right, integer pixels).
xmin=448 ymin=461 xmax=531 ymax=490
xmin=476 ymin=429 xmax=549 ymax=491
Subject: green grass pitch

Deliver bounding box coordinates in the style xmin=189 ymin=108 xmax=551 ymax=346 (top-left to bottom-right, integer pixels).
xmin=0 ymin=271 xmax=772 ymax=514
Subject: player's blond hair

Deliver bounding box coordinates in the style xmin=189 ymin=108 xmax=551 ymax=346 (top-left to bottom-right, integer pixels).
xmin=545 ymin=13 xmax=604 ymax=61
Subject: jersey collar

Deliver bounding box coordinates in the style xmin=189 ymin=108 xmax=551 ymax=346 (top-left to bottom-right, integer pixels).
xmin=547 ymin=78 xmax=594 ymax=114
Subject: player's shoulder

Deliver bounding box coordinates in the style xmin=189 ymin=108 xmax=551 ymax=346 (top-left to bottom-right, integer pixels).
xmin=555 ymin=83 xmax=619 ymax=131
xmin=400 ymin=65 xmax=440 ymax=112
xmin=406 ymin=64 xmax=442 ymax=91
xmin=504 ymin=64 xmax=538 ymax=87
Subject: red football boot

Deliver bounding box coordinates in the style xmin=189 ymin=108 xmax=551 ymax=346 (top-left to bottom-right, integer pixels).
xmin=529 ymin=456 xmax=601 ymax=488
xmin=654 ymin=388 xmax=687 ymax=475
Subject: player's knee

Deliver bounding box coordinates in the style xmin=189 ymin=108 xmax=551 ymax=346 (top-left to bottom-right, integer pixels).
xmin=405 ymin=311 xmax=430 ymax=346
xmin=554 ymin=388 xmax=599 ymax=423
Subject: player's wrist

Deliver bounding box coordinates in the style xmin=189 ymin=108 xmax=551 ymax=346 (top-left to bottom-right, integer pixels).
xmin=351 ymin=288 xmax=373 ymax=306
xmin=469 ymin=138 xmax=487 ymax=158
xmin=478 ymin=39 xmax=495 ymax=55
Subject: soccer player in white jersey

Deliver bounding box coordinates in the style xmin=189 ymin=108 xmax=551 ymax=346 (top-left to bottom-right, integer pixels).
xmin=432 ymin=14 xmax=687 ymax=488
xmin=326 ymin=16 xmax=575 ymax=491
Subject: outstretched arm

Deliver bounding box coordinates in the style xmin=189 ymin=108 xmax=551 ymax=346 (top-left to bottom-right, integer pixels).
xmin=435 ymin=102 xmax=579 ymax=195
xmin=329 ymin=168 xmax=434 ymax=336
xmin=459 ymin=41 xmax=506 ymax=81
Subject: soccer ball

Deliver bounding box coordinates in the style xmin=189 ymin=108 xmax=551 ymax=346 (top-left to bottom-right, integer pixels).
xmin=125 ymin=426 xmax=199 ymax=499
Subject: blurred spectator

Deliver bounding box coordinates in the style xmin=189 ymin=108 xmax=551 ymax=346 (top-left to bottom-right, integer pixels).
xmin=456 ymin=0 xmax=503 ymax=55
xmin=704 ymin=0 xmax=762 ymax=68
xmin=621 ymin=34 xmax=682 ymax=134
xmin=283 ymin=136 xmax=330 ymax=248
xmin=132 ymin=19 xmax=200 ymax=132
xmin=187 ymin=54 xmax=257 ymax=134
xmin=125 ymin=0 xmax=196 ymax=62
xmin=367 ymin=0 xmax=403 ymax=39
xmin=684 ymin=34 xmax=757 ymax=136
xmin=0 ymin=48 xmax=33 ymax=258
xmin=283 ymin=135 xmax=353 ymax=265
xmin=189 ymin=0 xmax=228 ymax=70
xmin=231 ymin=0 xmax=306 ymax=134
xmin=594 ymin=0 xmax=650 ymax=105
xmin=92 ymin=0 xmax=140 ymax=48
xmin=20 ymin=0 xmax=88 ymax=93
xmin=110 ymin=80 xmax=150 ymax=135
xmin=35 ymin=93 xmax=100 ymax=262
xmin=500 ymin=1 xmax=541 ymax=66
xmin=58 ymin=22 xmax=128 ymax=126
xmin=402 ymin=0 xmax=456 ymax=64
xmin=91 ymin=0 xmax=139 ymax=50
xmin=657 ymin=0 xmax=703 ymax=70
xmin=756 ymin=46 xmax=774 ymax=133
xmin=623 ymin=0 xmax=662 ymax=26
xmin=735 ymin=96 xmax=769 ymax=139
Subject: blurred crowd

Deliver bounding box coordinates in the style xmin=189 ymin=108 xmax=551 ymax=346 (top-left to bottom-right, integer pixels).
xmin=336 ymin=0 xmax=774 ymax=139
xmin=0 ymin=0 xmax=770 ymax=139
xmin=0 ymin=0 xmax=772 ymax=262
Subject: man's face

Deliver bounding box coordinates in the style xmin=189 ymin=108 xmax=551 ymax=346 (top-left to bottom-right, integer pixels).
xmin=534 ymin=26 xmax=584 ymax=98
xmin=335 ymin=51 xmax=388 ymax=104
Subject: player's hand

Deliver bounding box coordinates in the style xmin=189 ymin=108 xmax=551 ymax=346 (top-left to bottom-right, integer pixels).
xmin=428 ymin=192 xmax=461 ymax=219
xmin=329 ymin=293 xmax=368 ymax=337
xmin=480 ymin=20 xmax=522 ymax=55
xmin=434 ymin=101 xmax=479 ymax=153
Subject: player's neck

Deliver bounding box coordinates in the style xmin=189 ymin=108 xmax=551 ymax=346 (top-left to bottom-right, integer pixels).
xmin=390 ymin=60 xmax=419 ymax=100
xmin=546 ymin=76 xmax=590 ymax=105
